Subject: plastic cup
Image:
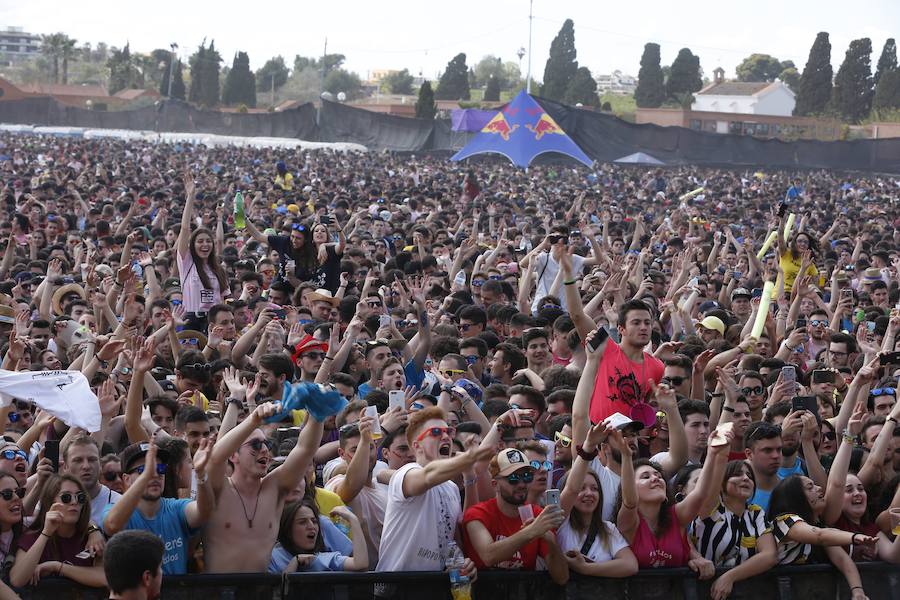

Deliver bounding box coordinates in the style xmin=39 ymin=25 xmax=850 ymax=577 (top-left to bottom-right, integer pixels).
xmin=890 ymin=507 xmax=900 ymax=536
xmin=517 ymin=505 xmax=534 ymax=523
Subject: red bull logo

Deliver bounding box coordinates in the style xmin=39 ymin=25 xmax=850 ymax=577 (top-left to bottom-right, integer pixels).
xmin=526 ymin=113 xmax=564 ymax=140
xmin=481 ymin=113 xmax=518 ymax=141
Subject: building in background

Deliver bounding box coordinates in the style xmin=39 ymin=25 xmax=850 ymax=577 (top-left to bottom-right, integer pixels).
xmin=0 ymin=27 xmax=41 ymax=65
xmin=692 ymin=67 xmax=795 ymax=116
xmin=595 ymin=70 xmax=637 ymax=95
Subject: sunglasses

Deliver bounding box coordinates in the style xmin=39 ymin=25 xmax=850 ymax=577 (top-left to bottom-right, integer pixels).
xmin=530 ymin=460 xmax=553 ymax=472
xmin=244 ymin=439 xmax=276 ymax=453
xmin=291 ymin=224 xmax=307 ymax=231
xmin=810 ymin=319 xmax=828 ymax=327
xmin=0 ymin=449 xmax=27 ymax=461
xmin=488 ymin=275 xmax=502 ymax=281
xmin=59 ymin=491 xmax=88 ymax=505
xmin=741 ymin=386 xmax=765 ymax=396
xmin=504 ymin=471 xmax=535 ymax=485
xmin=822 ymin=431 xmax=836 ymax=441
xmin=662 ymin=375 xmax=688 ymax=387
xmin=415 ymin=426 xmax=453 ymax=443
xmin=0 ymin=488 xmax=25 ymax=501
xmin=301 ymin=351 xmax=326 ymax=360
xmin=179 ymin=338 xmax=199 ymax=346
xmin=130 ymin=464 xmax=167 ymax=476
xmin=440 ymin=369 xmax=466 ymax=376
xmin=458 ymin=323 xmax=476 ymax=332
xmin=870 ymin=388 xmax=896 ymax=397
xmin=548 ymin=235 xmax=568 ymax=244
xmin=554 ymin=431 xmax=572 ymax=447
xmin=103 ymin=471 xmax=122 ymax=482
xmin=472 ymin=280 xmax=485 ymax=287
xmin=366 ymin=301 xmax=383 ymax=308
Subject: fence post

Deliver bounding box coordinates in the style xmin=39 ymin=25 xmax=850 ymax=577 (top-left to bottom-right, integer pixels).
xmin=776 ymin=575 xmax=793 ymax=600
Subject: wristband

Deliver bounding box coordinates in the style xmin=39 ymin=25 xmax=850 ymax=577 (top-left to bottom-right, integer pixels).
xmin=323 ymin=356 xmax=334 ymax=361
xmin=563 ymin=279 xmax=577 ymax=286
xmin=576 ymin=444 xmax=598 ymax=461
xmin=887 ymin=416 xmax=897 ymax=425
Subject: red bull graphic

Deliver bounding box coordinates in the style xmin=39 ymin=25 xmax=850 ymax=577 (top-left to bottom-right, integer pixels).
xmin=526 ymin=113 xmax=564 ymax=141
xmin=481 ymin=112 xmax=518 ymax=141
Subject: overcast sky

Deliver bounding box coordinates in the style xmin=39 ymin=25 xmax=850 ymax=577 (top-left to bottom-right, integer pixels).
xmin=2 ymin=1 xmax=897 ymax=82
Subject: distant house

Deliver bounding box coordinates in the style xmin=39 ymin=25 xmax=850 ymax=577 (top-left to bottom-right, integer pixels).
xmin=692 ymin=67 xmax=795 ymax=117
xmin=112 ymin=88 xmax=160 ymax=102
xmin=595 ymin=70 xmax=637 ymax=95
xmin=0 ymin=76 xmax=156 ymax=109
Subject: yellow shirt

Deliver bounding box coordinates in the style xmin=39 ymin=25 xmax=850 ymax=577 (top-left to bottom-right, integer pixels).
xmin=275 ymin=172 xmax=294 ymax=191
xmin=778 ymin=250 xmax=818 ymax=293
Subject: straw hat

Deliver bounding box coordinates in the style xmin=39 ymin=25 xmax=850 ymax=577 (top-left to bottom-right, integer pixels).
xmin=51 ymin=283 xmax=86 ymax=316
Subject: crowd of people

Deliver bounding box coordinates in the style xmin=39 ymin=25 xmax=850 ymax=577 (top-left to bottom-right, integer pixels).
xmin=0 ymin=132 xmax=897 ymax=600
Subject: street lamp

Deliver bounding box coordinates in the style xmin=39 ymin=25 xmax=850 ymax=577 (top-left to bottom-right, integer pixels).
xmin=167 ymin=42 xmax=178 ymax=97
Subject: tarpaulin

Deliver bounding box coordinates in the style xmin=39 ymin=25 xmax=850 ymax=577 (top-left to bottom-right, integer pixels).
xmin=451 ymin=109 xmax=498 ymax=132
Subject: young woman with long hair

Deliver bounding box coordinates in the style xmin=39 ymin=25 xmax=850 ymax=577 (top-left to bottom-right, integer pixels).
xmin=176 ymin=170 xmax=229 ymax=329
xmin=10 ymin=474 xmax=105 ymax=588
xmin=0 ymin=471 xmax=23 ymax=597
xmin=558 ymin=422 xmax=638 ymax=578
xmin=270 ymin=499 xmax=367 ymax=573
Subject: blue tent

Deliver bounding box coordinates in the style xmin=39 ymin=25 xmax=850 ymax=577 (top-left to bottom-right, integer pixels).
xmin=451 ymin=90 xmax=592 ymax=168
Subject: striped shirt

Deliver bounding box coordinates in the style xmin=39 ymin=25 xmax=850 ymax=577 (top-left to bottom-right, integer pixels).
xmin=692 ymin=502 xmax=770 ymax=567
xmin=771 ymin=514 xmax=813 ymax=564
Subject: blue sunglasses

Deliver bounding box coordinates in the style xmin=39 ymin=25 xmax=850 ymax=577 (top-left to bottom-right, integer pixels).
xmin=870 ymin=388 xmax=896 ymax=397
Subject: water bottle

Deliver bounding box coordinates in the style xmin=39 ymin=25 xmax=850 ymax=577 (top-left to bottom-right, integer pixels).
xmin=453 ymin=270 xmax=467 ymax=288
xmin=446 ymin=541 xmax=472 ymax=600
xmin=234 ymin=191 xmax=246 ymax=230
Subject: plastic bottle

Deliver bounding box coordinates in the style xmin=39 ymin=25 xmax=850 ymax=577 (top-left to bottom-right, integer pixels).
xmin=453 ymin=270 xmax=467 ymax=288
xmin=234 ymin=191 xmax=246 ymax=230
xmin=446 ymin=541 xmax=471 ymax=600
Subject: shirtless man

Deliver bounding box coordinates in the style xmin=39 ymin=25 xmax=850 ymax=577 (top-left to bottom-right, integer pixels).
xmin=203 ymin=400 xmax=324 ymax=573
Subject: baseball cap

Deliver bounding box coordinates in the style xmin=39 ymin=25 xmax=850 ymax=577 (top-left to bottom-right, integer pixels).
xmin=451 ymin=378 xmax=483 ymax=405
xmin=602 ymin=412 xmax=645 ymax=433
xmin=698 ymin=300 xmax=721 ymax=314
xmin=495 ymin=448 xmax=531 ymax=477
xmin=119 ymin=443 xmax=170 ymax=473
xmin=698 ymin=316 xmax=726 ymax=335
xmin=731 ymin=288 xmax=751 ymax=300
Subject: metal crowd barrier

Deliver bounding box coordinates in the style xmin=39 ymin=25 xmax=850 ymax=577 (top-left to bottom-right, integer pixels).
xmin=16 ymin=562 xmax=899 ymax=600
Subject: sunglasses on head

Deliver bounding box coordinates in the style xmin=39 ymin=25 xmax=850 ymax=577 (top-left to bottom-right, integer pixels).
xmin=130 ymin=463 xmax=167 ymax=476
xmin=415 ymin=426 xmax=453 ymax=443
xmin=554 ymin=431 xmax=572 ymax=447
xmin=291 ymin=224 xmax=306 ymax=231
xmin=0 ymin=449 xmax=27 ymax=461
xmin=0 ymin=488 xmax=25 ymax=501
xmin=530 ymin=459 xmax=552 ymax=472
xmin=504 ymin=470 xmax=535 ymax=484
xmin=870 ymin=388 xmax=896 ymax=397
xmin=244 ymin=438 xmax=276 ymax=453
xmin=662 ymin=375 xmax=688 ymax=387
xmin=741 ymin=386 xmax=765 ymax=396
xmin=59 ymin=491 xmax=88 ymax=505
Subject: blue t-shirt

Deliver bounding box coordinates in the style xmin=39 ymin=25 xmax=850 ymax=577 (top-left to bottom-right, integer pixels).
xmin=778 ymin=459 xmax=806 ymax=480
xmin=357 ymin=360 xmax=425 ymax=398
xmin=268 ymin=543 xmax=347 ymax=573
xmin=102 ymin=498 xmax=196 ymax=575
xmin=750 ymin=484 xmax=780 ymax=513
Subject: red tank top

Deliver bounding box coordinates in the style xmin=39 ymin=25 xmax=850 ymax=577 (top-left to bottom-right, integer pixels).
xmin=630 ymin=505 xmax=691 ymax=568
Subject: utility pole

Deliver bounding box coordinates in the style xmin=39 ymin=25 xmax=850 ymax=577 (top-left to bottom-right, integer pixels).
xmin=526 ymin=0 xmax=533 ymax=93
xmin=320 ymin=37 xmax=328 ymax=99
xmin=167 ymin=42 xmax=178 ymax=97
xmin=271 ymin=73 xmax=276 ymax=108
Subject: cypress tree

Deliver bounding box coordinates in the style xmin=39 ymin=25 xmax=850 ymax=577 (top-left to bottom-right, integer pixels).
xmin=564 ymin=66 xmax=599 ymax=106
xmin=874 ymin=38 xmax=897 ymax=87
xmin=415 ymin=81 xmax=437 ymax=119
xmin=831 ymin=37 xmax=873 ymax=122
xmin=634 ymin=43 xmax=665 ymax=108
xmin=188 ymin=42 xmax=206 ymax=104
xmin=541 ymin=19 xmax=578 ymax=102
xmin=171 ymin=59 xmax=186 ymax=100
xmin=873 ymin=68 xmax=900 ymax=111
xmin=435 ymin=53 xmax=470 ymax=101
xmin=483 ymin=75 xmax=501 ymax=101
xmin=666 ymin=48 xmax=702 ymax=100
xmin=795 ymin=32 xmax=833 ymax=116
xmin=223 ymin=51 xmax=256 ymax=107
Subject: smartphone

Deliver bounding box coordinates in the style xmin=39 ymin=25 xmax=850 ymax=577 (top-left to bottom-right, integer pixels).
xmin=778 ymin=202 xmax=788 ymax=217
xmin=879 ymin=352 xmax=900 ymax=366
xmin=587 ymin=327 xmax=609 ymax=351
xmin=320 ymin=215 xmax=332 ymax=225
xmin=388 ymin=390 xmax=405 ymax=411
xmin=273 ymin=308 xmax=287 ymax=320
xmin=378 ymin=314 xmax=392 ymax=328
xmin=811 ymin=370 xmax=834 ymax=384
xmin=751 ymin=288 xmax=763 ymax=299
xmin=791 ymin=395 xmax=818 ymax=415
xmin=796 ymin=317 xmax=807 ymax=329
xmin=781 ymin=366 xmax=797 ymax=388
xmin=840 ymin=288 xmax=853 ymax=301
xmin=865 ymin=321 xmax=876 ymax=333
xmin=44 ymin=440 xmax=60 ymax=472
xmin=544 ymin=489 xmax=561 ymax=506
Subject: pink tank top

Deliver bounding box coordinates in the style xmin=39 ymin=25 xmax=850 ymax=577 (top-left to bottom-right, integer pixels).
xmin=630 ymin=505 xmax=691 ymax=568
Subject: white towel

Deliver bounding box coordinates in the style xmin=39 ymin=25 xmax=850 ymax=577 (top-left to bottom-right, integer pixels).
xmin=0 ymin=369 xmax=101 ymax=432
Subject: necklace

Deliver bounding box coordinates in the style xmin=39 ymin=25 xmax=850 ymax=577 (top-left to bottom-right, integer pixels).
xmin=228 ymin=477 xmax=261 ymax=528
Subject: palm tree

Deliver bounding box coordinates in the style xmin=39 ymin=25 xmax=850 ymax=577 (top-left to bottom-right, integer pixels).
xmin=41 ymin=33 xmax=64 ymax=83
xmin=60 ymin=36 xmax=78 ymax=85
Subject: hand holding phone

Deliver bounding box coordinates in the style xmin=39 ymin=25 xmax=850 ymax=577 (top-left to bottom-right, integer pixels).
xmin=44 ymin=440 xmax=60 ymax=472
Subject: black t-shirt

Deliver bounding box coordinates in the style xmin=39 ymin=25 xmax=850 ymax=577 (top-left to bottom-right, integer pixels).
xmin=268 ymin=234 xmax=341 ymax=293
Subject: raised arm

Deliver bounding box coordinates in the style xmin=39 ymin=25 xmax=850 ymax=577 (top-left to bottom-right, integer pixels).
xmin=176 ymin=170 xmax=196 ymax=256
xmin=401 ymin=445 xmax=492 ymax=498
xmin=676 ymin=425 xmax=733 ymax=527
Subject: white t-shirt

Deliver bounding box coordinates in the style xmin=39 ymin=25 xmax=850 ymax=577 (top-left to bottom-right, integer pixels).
xmin=325 ymin=473 xmax=385 ymax=568
xmin=588 ymin=458 xmax=621 ymax=521
xmin=557 ymin=519 xmax=630 ymax=563
xmin=531 ymin=252 xmax=586 ymax=314
xmin=323 ymin=457 xmax=388 ymax=484
xmin=376 ymin=462 xmax=462 ymax=572
xmin=90 ymin=484 xmax=121 ymax=526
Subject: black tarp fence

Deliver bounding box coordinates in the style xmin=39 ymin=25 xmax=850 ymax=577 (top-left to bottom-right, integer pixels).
xmin=3 ymin=95 xmax=900 ymax=172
